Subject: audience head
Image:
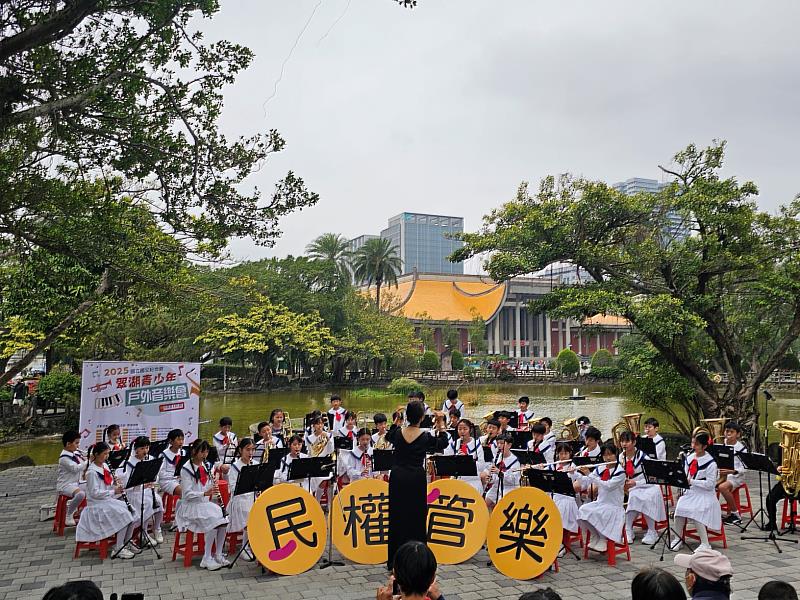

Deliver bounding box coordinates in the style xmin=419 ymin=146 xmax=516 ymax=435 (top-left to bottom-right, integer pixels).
xmin=43 ymin=580 xmax=103 ymax=600
xmin=393 ymin=541 xmax=437 ymax=597
xmin=631 ymin=567 xmax=686 ymax=600
xmin=674 ymin=549 xmax=732 ymax=598
xmin=759 ymin=581 xmax=798 ymax=600
xmin=518 ymin=589 xmax=563 ymax=600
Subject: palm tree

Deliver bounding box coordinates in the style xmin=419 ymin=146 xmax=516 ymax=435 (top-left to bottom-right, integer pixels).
xmin=305 ymin=233 xmax=352 ymax=283
xmin=351 ymin=237 xmax=402 ymax=309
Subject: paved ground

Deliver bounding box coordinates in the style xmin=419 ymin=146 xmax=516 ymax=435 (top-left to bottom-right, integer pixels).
xmin=0 ymin=466 xmax=798 ymax=600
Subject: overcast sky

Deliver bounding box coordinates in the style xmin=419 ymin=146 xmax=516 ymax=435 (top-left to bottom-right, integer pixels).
xmin=203 ymin=0 xmax=800 ymax=266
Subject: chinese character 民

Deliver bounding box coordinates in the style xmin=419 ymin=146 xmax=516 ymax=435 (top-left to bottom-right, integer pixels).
xmin=427 ymin=493 xmax=476 ymax=548
xmin=266 ymin=496 xmax=317 ymax=553
xmin=497 ymin=502 xmax=549 ymax=561
xmin=343 ymin=492 xmax=389 ymax=547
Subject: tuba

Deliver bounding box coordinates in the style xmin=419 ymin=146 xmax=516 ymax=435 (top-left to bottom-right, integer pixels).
xmin=560 ymin=418 xmax=579 ymax=441
xmin=479 ymin=410 xmax=497 ymax=436
xmin=611 ymin=413 xmax=643 ymax=447
xmin=692 ymin=418 xmax=726 ymax=443
xmin=774 ymin=420 xmax=800 ymax=496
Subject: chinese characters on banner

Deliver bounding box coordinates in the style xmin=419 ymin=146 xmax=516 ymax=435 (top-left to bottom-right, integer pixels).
xmin=248 ymin=484 xmax=327 ymax=575
xmin=426 ymin=479 xmax=489 ymax=564
xmin=79 ymin=361 xmax=201 ymax=449
xmin=486 ymin=487 xmax=562 ymax=579
xmin=331 ymin=478 xmax=390 ymax=564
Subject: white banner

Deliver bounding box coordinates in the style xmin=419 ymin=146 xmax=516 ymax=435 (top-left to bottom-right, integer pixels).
xmin=79 ymin=361 xmax=201 ymax=449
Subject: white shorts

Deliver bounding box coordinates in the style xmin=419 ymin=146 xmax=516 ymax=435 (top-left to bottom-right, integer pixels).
xmin=724 ymin=473 xmax=744 ymax=490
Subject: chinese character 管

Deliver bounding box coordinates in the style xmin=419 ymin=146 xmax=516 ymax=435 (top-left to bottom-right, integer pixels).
xmin=427 ymin=493 xmax=476 ymax=548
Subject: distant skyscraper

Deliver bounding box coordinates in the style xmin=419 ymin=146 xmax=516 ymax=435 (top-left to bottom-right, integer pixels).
xmin=613 ymin=176 xmax=690 ymax=241
xmin=380 ymin=212 xmax=464 ymax=275
xmin=348 ymin=234 xmax=379 ymax=254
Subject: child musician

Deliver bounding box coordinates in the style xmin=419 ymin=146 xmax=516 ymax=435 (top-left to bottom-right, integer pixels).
xmin=618 ymin=431 xmax=666 ymax=546
xmin=306 ymin=416 xmax=335 ymax=456
xmin=444 ymin=419 xmax=482 ymax=493
xmin=719 ymin=421 xmax=748 ymax=526
xmin=540 ymin=417 xmax=557 ymax=448
xmin=75 ymin=442 xmax=136 ymax=559
xmin=496 ymin=411 xmax=515 ymax=433
xmin=212 ymin=416 xmax=238 ymax=457
xmin=480 ymin=433 xmax=520 ymax=510
xmin=343 ymin=429 xmax=375 ymax=484
xmin=528 ymin=422 xmax=555 ymax=464
xmin=516 ymin=397 xmax=534 ymax=430
xmin=442 ymin=389 xmax=464 ymax=418
xmin=158 ymin=428 xmax=185 ymax=497
xmin=336 ymin=411 xmax=358 ymax=447
xmin=479 ymin=419 xmax=501 ymax=458
xmin=547 ymin=443 xmax=580 ymax=540
xmin=642 ymin=417 xmax=667 ymax=460
xmin=227 ymin=438 xmax=256 ymax=561
xmin=268 ymin=408 xmax=286 ymax=439
xmin=371 ymin=413 xmax=392 ymax=449
xmin=275 ymin=435 xmax=318 ymax=493
xmin=671 ymin=432 xmax=720 ymax=552
xmin=446 ymin=409 xmax=460 ymax=431
xmin=117 ymin=436 xmax=165 ymax=545
xmin=577 ymin=427 xmax=602 ymax=458
xmin=328 ymin=395 xmax=347 ymax=436
xmin=577 ymin=444 xmax=626 ymax=552
xmin=176 ymin=440 xmax=229 ymax=571
xmin=57 ymin=430 xmax=86 ymax=527
xmin=255 ymin=420 xmax=285 ymax=463
xmin=103 ymin=424 xmax=125 ymax=452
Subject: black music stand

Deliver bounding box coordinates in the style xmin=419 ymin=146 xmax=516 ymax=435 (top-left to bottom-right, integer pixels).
xmin=637 ymin=437 xmax=657 ymax=459
xmin=430 ymin=455 xmax=477 ymax=478
xmin=446 ymin=428 xmax=458 ymax=442
xmin=420 ymin=415 xmax=434 ymax=429
xmin=335 ymin=435 xmax=354 ymax=452
xmin=108 ymin=449 xmax=128 ymax=470
xmin=226 ymin=464 xmax=276 ymax=568
xmin=738 ymin=451 xmax=797 ymax=551
xmin=206 ymin=447 xmax=220 ymax=466
xmin=317 ymin=450 xmax=345 ymax=571
xmin=372 ymin=449 xmax=394 ymax=473
xmin=568 ymin=440 xmax=583 ymax=455
xmin=573 ymin=455 xmax=604 ymax=467
xmin=707 ymin=444 xmax=735 ymax=471
xmin=219 ymin=445 xmax=237 ymax=465
xmin=511 ymin=430 xmax=533 ymax=450
xmin=511 ymin=449 xmax=546 ymax=467
xmin=263 ymin=447 xmax=289 ymax=469
xmin=641 ymin=459 xmax=688 ymax=561
xmin=114 ymin=457 xmax=163 ymax=560
xmin=148 ymin=439 xmax=169 ymax=459
xmin=482 ymin=446 xmax=495 ymax=463
xmin=525 ymin=468 xmax=580 ymax=560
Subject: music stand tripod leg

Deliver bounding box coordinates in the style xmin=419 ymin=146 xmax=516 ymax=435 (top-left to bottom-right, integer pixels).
xmin=651 ymin=494 xmax=686 ymax=561
xmin=319 ymin=463 xmax=344 ymax=569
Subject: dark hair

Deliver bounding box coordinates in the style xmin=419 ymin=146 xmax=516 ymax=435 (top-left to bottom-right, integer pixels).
xmin=132 ymin=436 xmax=150 ymax=449
xmin=631 ymin=567 xmax=687 ymax=600
xmin=576 ymin=416 xmax=590 ymax=425
xmin=103 ymin=424 xmax=120 ymax=441
xmin=600 ymin=443 xmax=618 ymax=458
xmin=257 ymin=421 xmax=270 ymax=433
xmin=759 ymin=581 xmax=798 ymax=600
xmin=539 ymin=416 xmax=552 ymax=428
xmin=496 ymin=432 xmax=513 ymax=443
xmin=644 ymin=417 xmax=660 ymax=428
xmin=406 ymin=400 xmax=425 ymax=426
xmin=269 ymin=408 xmax=284 ymax=424
xmin=448 ymin=407 xmax=460 ymax=417
xmin=219 ymin=416 xmax=232 ymax=427
xmin=236 ymin=437 xmax=255 ymax=455
xmin=692 ymin=572 xmax=732 ymax=596
xmin=190 ymin=439 xmax=210 ymax=457
xmin=90 ymin=442 xmax=110 ymax=458
xmin=311 ymin=415 xmax=325 ymax=426
xmin=373 ymin=413 xmax=387 ymax=424
xmin=519 ymin=589 xmax=563 ymax=600
xmin=694 ymin=432 xmax=711 ymax=448
xmin=392 ymin=410 xmax=403 ymax=422
xmin=457 ymin=418 xmax=474 ymax=432
xmin=619 ymin=430 xmax=636 ymax=443
xmin=344 ymin=410 xmax=356 ymax=421
xmin=518 ymin=396 xmax=530 ymax=405
xmin=555 ymin=442 xmax=574 ymax=457
xmin=62 ymin=430 xmax=80 ymax=447
xmin=330 ymin=394 xmax=341 ymax=402
xmin=393 ymin=541 xmax=437 ymax=596
xmin=724 ymin=420 xmax=742 ymax=433
xmin=356 ymin=428 xmax=371 ymax=440
xmin=584 ymin=426 xmax=602 ymax=442
xmin=531 ymin=423 xmax=546 ymax=435
xmin=288 ymin=434 xmax=303 ymax=446
xmin=43 ymin=580 xmax=103 ymax=600
xmin=447 ymin=389 xmax=458 ymax=400
xmin=167 ymin=428 xmax=184 ymax=442
xmin=416 ymin=390 xmax=426 ymax=402
xmin=486 ymin=418 xmax=501 ymax=428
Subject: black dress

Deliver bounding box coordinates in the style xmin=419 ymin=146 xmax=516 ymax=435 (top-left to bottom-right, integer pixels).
xmin=386 ymin=424 xmax=448 ymax=568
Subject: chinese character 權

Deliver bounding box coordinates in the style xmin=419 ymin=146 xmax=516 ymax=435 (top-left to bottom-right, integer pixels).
xmin=343 ymin=492 xmax=390 ymax=547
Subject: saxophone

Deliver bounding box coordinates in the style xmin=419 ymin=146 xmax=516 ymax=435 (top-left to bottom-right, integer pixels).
xmin=774 ymin=420 xmax=800 ymax=496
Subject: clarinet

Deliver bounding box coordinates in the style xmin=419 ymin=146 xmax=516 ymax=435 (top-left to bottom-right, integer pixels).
xmin=482 ymin=452 xmax=501 ymax=499
xmin=111 ymin=460 xmax=135 ymax=514
xmin=146 ymin=455 xmax=157 ymax=507
xmin=211 ymin=466 xmax=227 ymax=518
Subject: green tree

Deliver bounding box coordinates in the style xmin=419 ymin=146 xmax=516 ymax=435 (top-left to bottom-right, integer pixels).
xmin=451 ymin=350 xmax=464 ymax=370
xmin=468 ymin=309 xmax=488 ymax=354
xmin=420 ymin=350 xmax=440 ymax=371
xmin=453 ymin=141 xmax=800 ymax=444
xmin=556 ymin=348 xmax=580 ymax=375
xmin=306 ymin=233 xmax=353 ymax=285
xmin=591 ymin=349 xmax=616 ymax=369
xmin=414 ymin=312 xmax=436 ymax=352
xmin=440 ymin=319 xmax=461 ymax=351
xmin=351 ymin=238 xmax=401 ymax=310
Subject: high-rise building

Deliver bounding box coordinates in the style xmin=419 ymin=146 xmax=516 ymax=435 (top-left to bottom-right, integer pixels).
xmin=348 ymin=234 xmax=379 ymax=254
xmin=380 ymin=212 xmax=464 ymax=275
xmin=613 ymin=176 xmax=690 ymax=240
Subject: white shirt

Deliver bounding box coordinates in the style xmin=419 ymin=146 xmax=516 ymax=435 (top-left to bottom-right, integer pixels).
xmin=275 ymin=453 xmax=308 ymax=485
xmin=442 ymin=398 xmax=464 ymax=416
xmin=305 ymin=432 xmax=334 ymax=457
xmin=528 ymin=437 xmax=555 ymax=464
xmin=212 ymin=430 xmax=238 ymax=456
xmin=344 ymin=447 xmax=374 ymax=481
xmin=158 ymin=447 xmax=183 ymax=489
xmin=328 ymin=408 xmax=347 ymax=435
xmin=57 ymin=450 xmax=85 ymax=494
xmin=516 ymin=409 xmax=535 ymax=428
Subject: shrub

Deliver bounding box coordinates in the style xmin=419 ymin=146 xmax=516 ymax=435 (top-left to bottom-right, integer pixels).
xmin=419 ymin=351 xmax=440 ymax=371
xmin=591 ymin=348 xmax=616 ymax=370
xmin=451 ymin=350 xmax=464 ymax=370
xmin=386 ymin=377 xmax=421 ymax=395
xmin=777 ymin=353 xmax=800 ymax=371
xmin=0 ymin=386 xmax=11 ymax=403
xmin=37 ymin=371 xmax=81 ymax=406
xmin=556 ymin=348 xmax=580 ymax=375
xmin=463 ymin=365 xmax=476 ymax=380
xmin=591 ymin=366 xmax=621 ymax=379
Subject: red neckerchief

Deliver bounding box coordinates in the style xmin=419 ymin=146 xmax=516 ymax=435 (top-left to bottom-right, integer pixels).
xmin=688 ymin=459 xmax=698 ymax=478
xmin=625 ymin=458 xmax=635 ymax=478
xmin=335 ymin=411 xmax=342 ymax=422
xmin=498 ymin=459 xmax=507 ymax=472
xmin=347 ymin=430 xmax=354 ymax=439
xmin=460 ymin=443 xmax=468 ymax=455
xmin=102 ymin=465 xmax=113 ymax=485
xmin=198 ymin=464 xmax=208 ymax=486
xmin=582 ymin=449 xmax=589 ymax=457
xmin=600 ymin=468 xmax=611 ymax=481
xmin=533 ymin=442 xmax=542 ymax=454
xmin=361 ymin=453 xmax=368 ymax=466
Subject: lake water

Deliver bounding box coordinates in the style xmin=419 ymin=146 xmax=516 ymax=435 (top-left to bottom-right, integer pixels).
xmin=3 ymin=383 xmax=800 ymax=466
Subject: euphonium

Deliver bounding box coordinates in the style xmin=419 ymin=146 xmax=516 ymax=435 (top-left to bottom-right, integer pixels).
xmin=774 ymin=420 xmax=800 ymax=496
xmin=282 ymin=411 xmax=293 ymax=440
xmin=692 ymin=418 xmax=726 ymax=443
xmin=310 ymin=431 xmax=330 ymax=457
xmin=479 ymin=410 xmax=497 ymax=436
xmin=560 ymin=418 xmax=579 ymax=441
xmin=611 ymin=413 xmax=644 ymax=448
xmin=374 ymin=434 xmax=391 ymax=450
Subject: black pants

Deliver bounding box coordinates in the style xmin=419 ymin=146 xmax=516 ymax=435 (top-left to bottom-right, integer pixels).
xmin=766 ymin=482 xmax=798 ymax=524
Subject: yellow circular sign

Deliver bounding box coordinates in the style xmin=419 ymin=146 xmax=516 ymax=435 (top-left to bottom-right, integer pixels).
xmin=330 ymin=478 xmax=389 ymax=564
xmin=426 ymin=478 xmax=489 ymax=564
xmin=248 ymin=483 xmax=327 ymax=575
xmin=486 ymin=487 xmax=562 ymax=580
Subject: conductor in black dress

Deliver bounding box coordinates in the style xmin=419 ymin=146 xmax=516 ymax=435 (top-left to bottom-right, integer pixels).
xmin=386 ymin=399 xmax=449 ymax=569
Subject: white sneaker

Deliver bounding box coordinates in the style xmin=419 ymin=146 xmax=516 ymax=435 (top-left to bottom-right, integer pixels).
xmin=215 ymin=554 xmax=231 ymax=567
xmin=243 ymin=547 xmax=255 ymax=561
xmin=115 ymin=548 xmax=135 ymax=560
xmin=642 ymin=532 xmax=659 ymax=545
xmin=65 ymin=515 xmax=76 ymax=527
xmin=200 ymin=557 xmax=222 ymax=571
xmin=557 ymin=546 xmax=566 ymax=558
xmin=669 ymin=538 xmax=683 ymax=551
xmin=143 ymin=532 xmax=158 ymax=547
xmin=625 ymin=527 xmax=635 ymax=543
xmin=694 ymin=543 xmax=712 ymax=553
xmin=154 ymin=530 xmax=164 ymax=544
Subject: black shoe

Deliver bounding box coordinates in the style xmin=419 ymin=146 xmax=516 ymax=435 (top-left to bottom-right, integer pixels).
xmin=723 ymin=514 xmax=742 ymax=525
xmin=760 ymin=522 xmax=778 ymax=532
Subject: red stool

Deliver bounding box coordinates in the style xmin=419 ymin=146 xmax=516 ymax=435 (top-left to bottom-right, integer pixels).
xmin=718 ymin=483 xmax=753 ymax=518
xmin=53 ymin=495 xmax=86 ymax=536
xmin=633 ymin=514 xmax=668 ymax=531
xmin=662 ymin=485 xmax=674 ymax=507
xmin=162 ymin=492 xmax=179 ymax=524
xmin=563 ymin=528 xmax=583 ymax=552
xmin=172 ymin=530 xmax=205 ymax=567
xmin=226 ymin=531 xmax=243 ymax=554
xmin=74 ymin=536 xmax=115 ymax=560
xmin=534 ymin=557 xmax=559 ymax=577
xmin=683 ymin=521 xmax=727 ymax=549
xmin=781 ymin=499 xmax=799 ymax=529
xmin=583 ymin=528 xmax=631 ymax=566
